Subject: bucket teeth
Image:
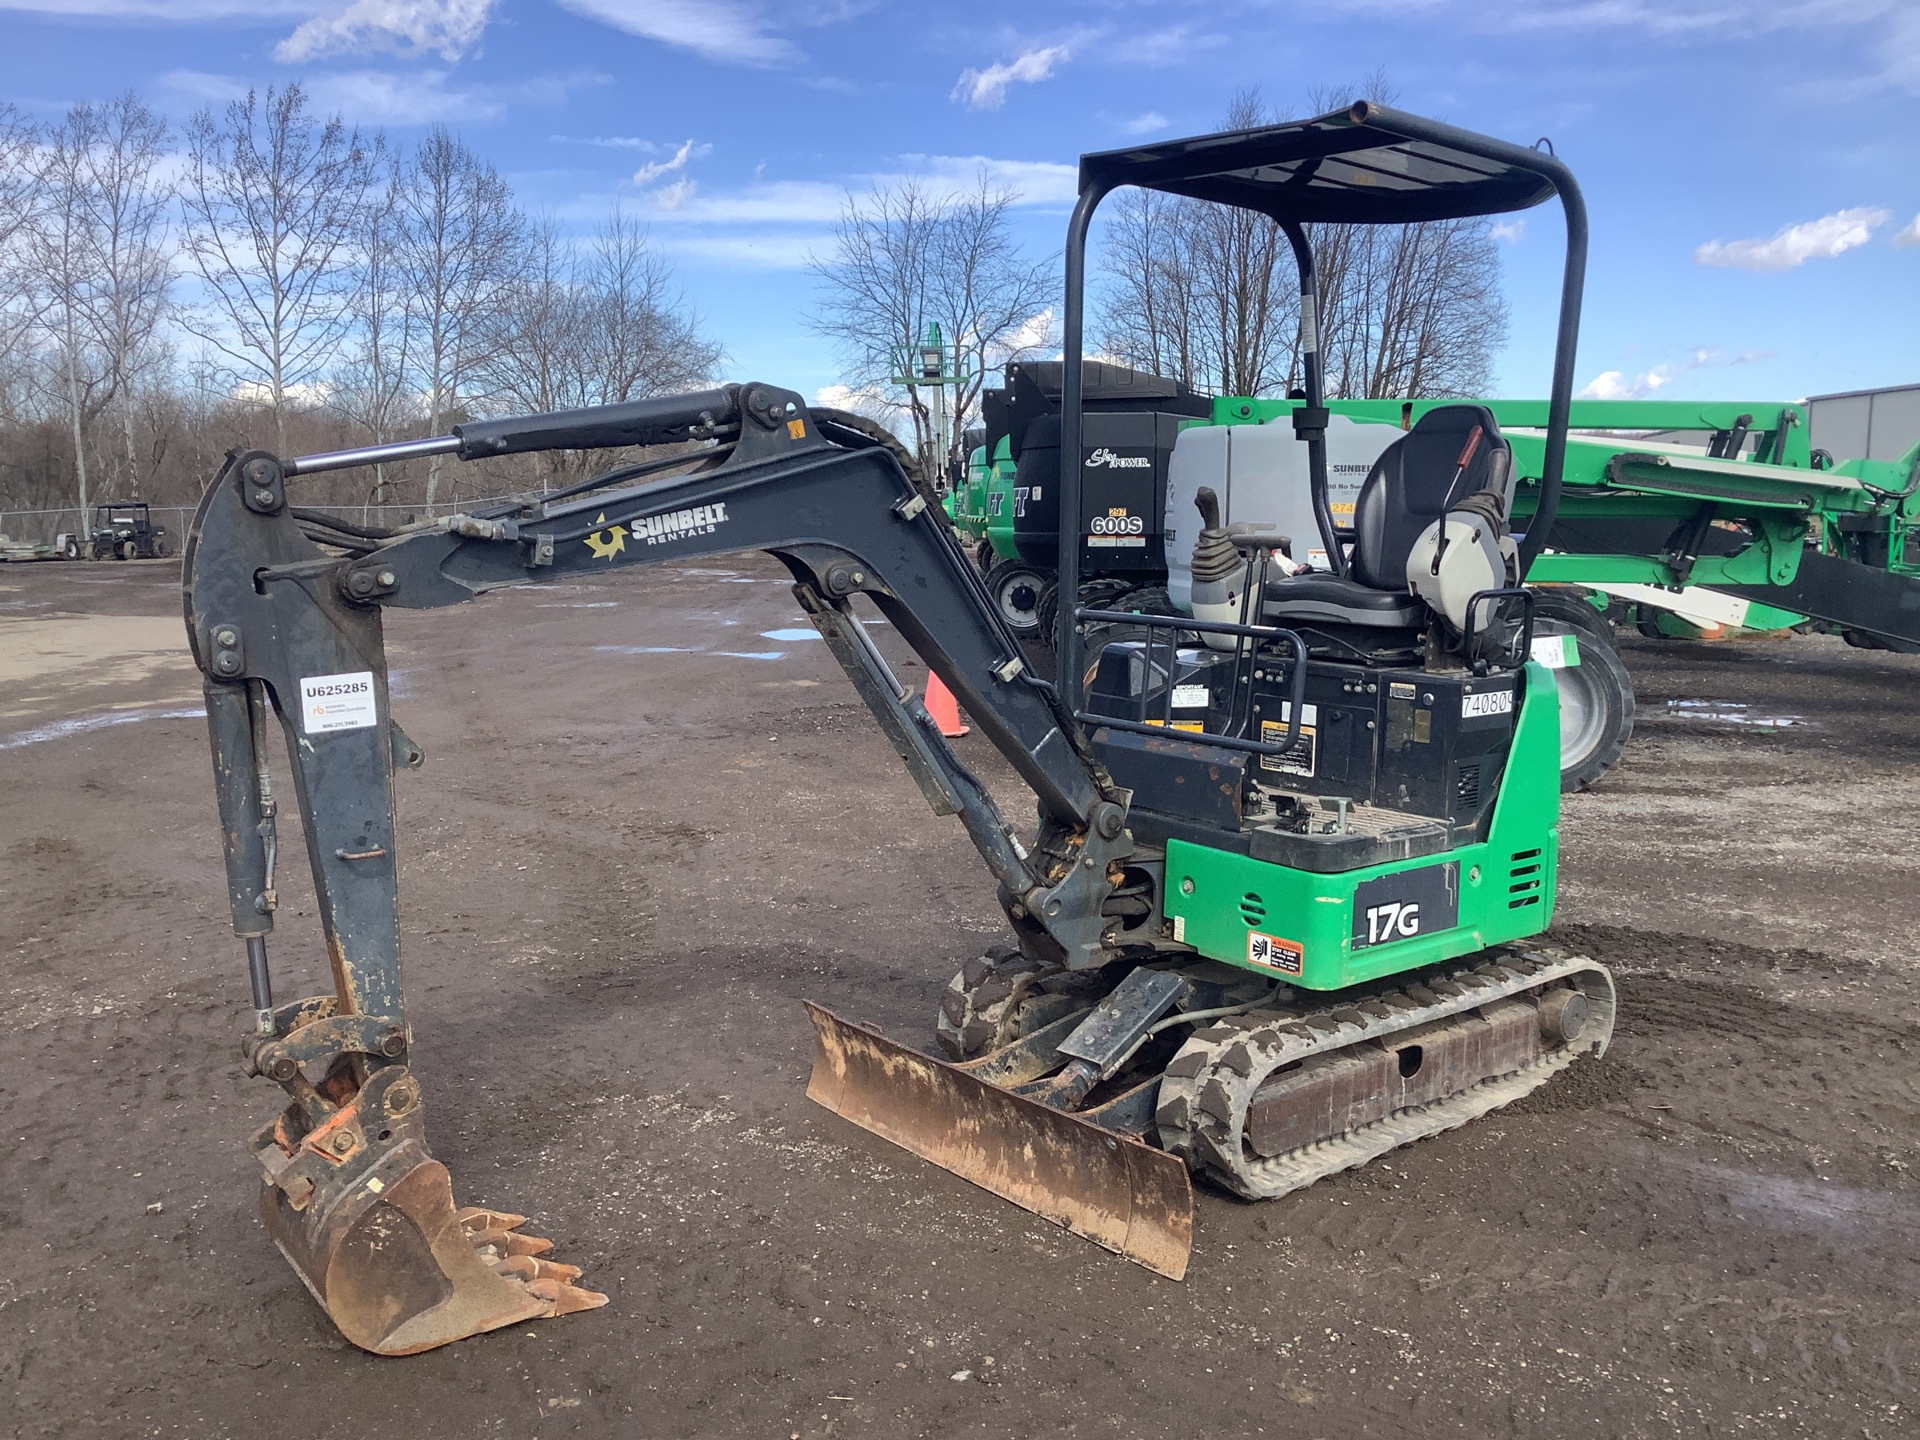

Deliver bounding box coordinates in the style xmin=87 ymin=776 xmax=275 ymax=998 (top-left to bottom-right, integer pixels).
xmin=465 ymin=1213 xmax=608 ymax=1310
xmin=262 ymin=1142 xmax=609 ymax=1354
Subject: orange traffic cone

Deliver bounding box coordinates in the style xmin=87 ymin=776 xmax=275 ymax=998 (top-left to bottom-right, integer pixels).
xmin=924 ymin=671 xmax=970 ymax=738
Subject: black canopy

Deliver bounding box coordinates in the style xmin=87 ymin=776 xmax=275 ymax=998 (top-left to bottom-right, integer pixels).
xmin=1078 ymin=102 xmax=1558 ymax=225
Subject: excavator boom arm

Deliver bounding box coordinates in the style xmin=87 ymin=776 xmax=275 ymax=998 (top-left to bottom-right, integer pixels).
xmin=181 ymin=384 xmax=1142 ymax=1354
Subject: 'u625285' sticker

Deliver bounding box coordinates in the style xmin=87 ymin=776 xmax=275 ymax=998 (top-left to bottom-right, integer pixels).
xmin=299 ymin=671 xmax=377 ymax=735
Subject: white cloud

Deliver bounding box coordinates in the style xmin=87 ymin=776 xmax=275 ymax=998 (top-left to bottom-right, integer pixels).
xmin=659 ymin=231 xmax=827 ymax=270
xmin=1489 ymin=218 xmax=1525 ymax=244
xmin=554 ymin=0 xmax=795 ymax=67
xmin=643 ymin=179 xmax=846 ymax=226
xmin=997 ymin=308 xmax=1055 ymax=359
xmin=1578 ymin=346 xmax=1770 ymax=400
xmin=553 ymin=134 xmax=666 ymax=150
xmin=302 ymin=66 xmax=501 ymax=124
xmin=275 ymin=0 xmax=492 ymax=62
xmin=951 ymin=45 xmax=1069 ymax=111
xmin=1896 ymin=213 xmax=1920 ymax=248
xmin=891 ymin=154 xmax=1078 ymax=206
xmin=633 ymin=137 xmax=705 ymax=185
xmin=813 ymin=382 xmax=900 ymax=423
xmin=1118 ymin=111 xmax=1168 ymax=137
xmin=1694 ymin=206 xmax=1890 ymax=272
xmin=649 ymin=176 xmax=697 ymax=211
xmin=165 ymin=65 xmax=601 ymax=126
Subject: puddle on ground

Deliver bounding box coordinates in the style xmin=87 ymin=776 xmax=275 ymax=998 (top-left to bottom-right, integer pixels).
xmin=1663 ymin=699 xmax=1810 ymax=729
xmin=1 ymin=704 xmax=205 ymax=750
xmin=588 ymin=643 xmax=792 ymax=661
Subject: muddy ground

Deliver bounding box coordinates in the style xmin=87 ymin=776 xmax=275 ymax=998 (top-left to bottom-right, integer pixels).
xmin=2 ymin=557 xmax=1917 ymax=1440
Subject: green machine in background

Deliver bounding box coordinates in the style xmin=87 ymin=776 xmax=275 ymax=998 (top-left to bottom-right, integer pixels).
xmin=947 ymin=434 xmax=1019 ymax=569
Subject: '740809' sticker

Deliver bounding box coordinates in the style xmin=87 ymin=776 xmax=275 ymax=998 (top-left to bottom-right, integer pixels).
xmin=1247 ymin=931 xmax=1305 ymax=975
xmin=1460 ymin=688 xmax=1514 ymax=719
xmin=299 ymin=671 xmax=377 ymax=735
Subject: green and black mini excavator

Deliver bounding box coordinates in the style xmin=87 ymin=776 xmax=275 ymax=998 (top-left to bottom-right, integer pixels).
xmin=182 ymin=104 xmax=1614 ymax=1355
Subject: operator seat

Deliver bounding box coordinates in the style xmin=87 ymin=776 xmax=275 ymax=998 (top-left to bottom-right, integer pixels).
xmin=1260 ymin=404 xmax=1513 ymax=632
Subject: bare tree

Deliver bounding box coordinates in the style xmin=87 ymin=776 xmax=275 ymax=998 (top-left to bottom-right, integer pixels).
xmin=0 ymin=103 xmax=41 ymax=365
xmin=578 ymin=207 xmax=720 ymax=404
xmin=1096 ymin=84 xmax=1507 ymax=401
xmin=1098 ymin=92 xmax=1295 ymax=397
xmin=179 ymin=84 xmax=378 ymax=450
xmin=1098 ymin=188 xmax=1198 ymax=386
xmin=809 ymin=176 xmax=1054 ymax=478
xmin=25 ymin=104 xmax=114 ymax=517
xmin=393 ymin=127 xmax=520 ymax=512
xmin=327 ymin=163 xmax=419 ymax=506
xmin=471 ymin=213 xmax=720 ymax=488
xmin=473 ymin=217 xmax=586 ymax=427
xmin=74 ymin=93 xmax=173 ymax=498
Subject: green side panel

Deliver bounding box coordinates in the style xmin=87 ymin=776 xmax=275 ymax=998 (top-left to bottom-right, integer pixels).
xmin=985 ymin=436 xmax=1019 ymax=561
xmin=1162 ymin=662 xmax=1562 ymax=991
xmin=950 ymin=445 xmax=988 ymax=541
xmin=1735 ymin=600 xmax=1807 ymax=631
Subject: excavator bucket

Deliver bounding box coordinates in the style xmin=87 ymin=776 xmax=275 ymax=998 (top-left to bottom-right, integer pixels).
xmin=803 ymin=1003 xmax=1194 ymax=1280
xmin=258 ymin=1126 xmax=607 ymax=1356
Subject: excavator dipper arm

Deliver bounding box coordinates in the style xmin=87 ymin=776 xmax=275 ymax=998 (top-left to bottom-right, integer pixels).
xmin=183 ymin=384 xmax=1148 ymax=1354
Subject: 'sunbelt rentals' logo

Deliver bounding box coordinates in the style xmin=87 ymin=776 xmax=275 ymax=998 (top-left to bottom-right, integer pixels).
xmin=585 ymin=502 xmax=730 ymax=559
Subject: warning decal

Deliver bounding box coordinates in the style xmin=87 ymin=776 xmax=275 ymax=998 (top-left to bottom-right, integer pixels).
xmin=1247 ymin=931 xmax=1305 ymax=975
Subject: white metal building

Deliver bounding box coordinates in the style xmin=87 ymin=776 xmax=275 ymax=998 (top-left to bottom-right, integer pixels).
xmin=1807 ymin=382 xmax=1920 ymax=462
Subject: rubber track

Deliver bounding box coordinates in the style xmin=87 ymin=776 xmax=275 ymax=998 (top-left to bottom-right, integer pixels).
xmin=1153 ymin=947 xmax=1616 ymax=1199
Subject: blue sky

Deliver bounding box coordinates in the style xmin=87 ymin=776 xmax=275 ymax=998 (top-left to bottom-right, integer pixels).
xmin=1 ymin=0 xmax=1915 ymax=412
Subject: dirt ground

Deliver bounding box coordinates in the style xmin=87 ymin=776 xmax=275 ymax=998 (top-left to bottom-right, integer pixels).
xmin=3 ymin=556 xmax=1917 ymax=1440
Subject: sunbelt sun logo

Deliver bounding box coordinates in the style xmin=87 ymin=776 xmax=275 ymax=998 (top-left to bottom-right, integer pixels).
xmin=1085 ymin=447 xmax=1150 ymax=469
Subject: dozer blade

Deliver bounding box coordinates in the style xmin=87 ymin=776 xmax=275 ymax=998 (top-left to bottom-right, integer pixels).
xmin=804 ymin=1002 xmax=1193 ymax=1280
xmin=260 ymin=1132 xmax=608 ymax=1356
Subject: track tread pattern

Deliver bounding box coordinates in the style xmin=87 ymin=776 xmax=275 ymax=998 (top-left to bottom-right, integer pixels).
xmin=1154 ymin=947 xmax=1615 ymax=1199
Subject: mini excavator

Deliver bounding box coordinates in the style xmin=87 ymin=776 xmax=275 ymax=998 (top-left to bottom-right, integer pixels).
xmin=183 ymin=104 xmax=1614 ymax=1354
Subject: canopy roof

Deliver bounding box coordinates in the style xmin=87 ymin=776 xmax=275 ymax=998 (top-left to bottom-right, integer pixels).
xmin=1078 ymin=102 xmax=1559 ymax=225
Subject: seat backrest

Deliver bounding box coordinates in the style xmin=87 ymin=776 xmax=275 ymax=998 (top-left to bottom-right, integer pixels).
xmin=1348 ymin=404 xmax=1510 ymax=590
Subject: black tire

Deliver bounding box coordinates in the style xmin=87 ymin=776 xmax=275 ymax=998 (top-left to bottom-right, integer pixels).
xmin=1529 ymin=587 xmax=1615 ymax=647
xmin=984 ymin=558 xmax=1050 ymax=636
xmin=1540 ymin=617 xmax=1635 ymax=792
xmin=1842 ymin=627 xmax=1920 ymax=655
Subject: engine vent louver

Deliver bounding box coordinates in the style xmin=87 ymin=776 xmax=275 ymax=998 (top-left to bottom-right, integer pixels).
xmin=1507 ymin=847 xmax=1543 ymax=909
xmin=1454 ymin=763 xmax=1482 ymax=813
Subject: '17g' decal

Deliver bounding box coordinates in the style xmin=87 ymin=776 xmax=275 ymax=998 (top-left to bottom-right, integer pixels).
xmin=1362 ymin=901 xmax=1422 ymax=945
xmin=1351 ymin=861 xmax=1460 ymax=949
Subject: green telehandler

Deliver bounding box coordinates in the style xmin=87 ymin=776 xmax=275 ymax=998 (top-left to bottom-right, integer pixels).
xmin=181 ymin=103 xmax=1612 ymax=1355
